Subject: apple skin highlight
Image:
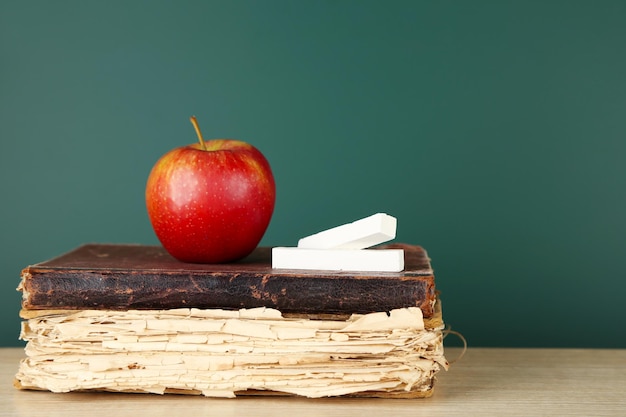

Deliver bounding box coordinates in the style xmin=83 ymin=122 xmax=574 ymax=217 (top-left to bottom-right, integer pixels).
xmin=146 ymin=123 xmax=275 ymax=264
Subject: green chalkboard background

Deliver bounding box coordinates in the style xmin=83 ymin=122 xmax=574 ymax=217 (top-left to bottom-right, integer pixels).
xmin=2 ymin=1 xmax=625 ymax=348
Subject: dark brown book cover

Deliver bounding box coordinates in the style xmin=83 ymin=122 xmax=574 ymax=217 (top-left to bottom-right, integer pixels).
xmin=18 ymin=243 xmax=437 ymax=317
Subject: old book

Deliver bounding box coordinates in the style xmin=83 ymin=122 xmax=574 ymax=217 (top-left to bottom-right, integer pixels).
xmin=16 ymin=242 xmax=448 ymax=398
xmin=18 ymin=243 xmax=437 ymax=317
xmin=16 ymin=303 xmax=447 ymax=398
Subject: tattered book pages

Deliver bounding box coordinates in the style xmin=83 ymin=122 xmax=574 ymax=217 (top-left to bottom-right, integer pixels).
xmin=16 ymin=306 xmax=447 ymax=398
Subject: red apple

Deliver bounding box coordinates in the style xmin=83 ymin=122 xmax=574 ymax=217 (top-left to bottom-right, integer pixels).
xmin=145 ymin=116 xmax=276 ymax=263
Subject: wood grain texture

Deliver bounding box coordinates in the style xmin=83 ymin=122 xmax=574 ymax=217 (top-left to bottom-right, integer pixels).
xmin=3 ymin=347 xmax=625 ymax=416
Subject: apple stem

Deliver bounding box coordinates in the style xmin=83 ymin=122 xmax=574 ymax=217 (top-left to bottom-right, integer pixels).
xmin=190 ymin=116 xmax=207 ymax=150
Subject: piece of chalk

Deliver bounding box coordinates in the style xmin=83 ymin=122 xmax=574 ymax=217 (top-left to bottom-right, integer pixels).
xmin=272 ymin=247 xmax=405 ymax=272
xmin=297 ymin=213 xmax=397 ymax=250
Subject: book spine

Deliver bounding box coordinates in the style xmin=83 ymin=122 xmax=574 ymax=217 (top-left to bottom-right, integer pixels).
xmin=20 ymin=270 xmax=436 ymax=317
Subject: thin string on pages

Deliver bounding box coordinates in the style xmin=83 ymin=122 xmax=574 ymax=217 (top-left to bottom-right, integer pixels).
xmin=443 ymin=326 xmax=467 ymax=364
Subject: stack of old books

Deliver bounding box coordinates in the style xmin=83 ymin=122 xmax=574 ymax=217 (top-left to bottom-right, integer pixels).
xmin=15 ymin=240 xmax=448 ymax=398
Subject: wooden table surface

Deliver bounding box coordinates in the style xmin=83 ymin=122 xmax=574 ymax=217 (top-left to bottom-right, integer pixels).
xmin=1 ymin=347 xmax=625 ymax=416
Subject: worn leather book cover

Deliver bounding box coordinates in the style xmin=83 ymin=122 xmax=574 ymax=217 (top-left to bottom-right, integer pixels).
xmin=18 ymin=243 xmax=437 ymax=317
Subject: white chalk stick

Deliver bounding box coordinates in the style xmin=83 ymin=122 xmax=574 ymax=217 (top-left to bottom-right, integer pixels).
xmin=297 ymin=213 xmax=397 ymax=250
xmin=272 ymin=247 xmax=405 ymax=272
